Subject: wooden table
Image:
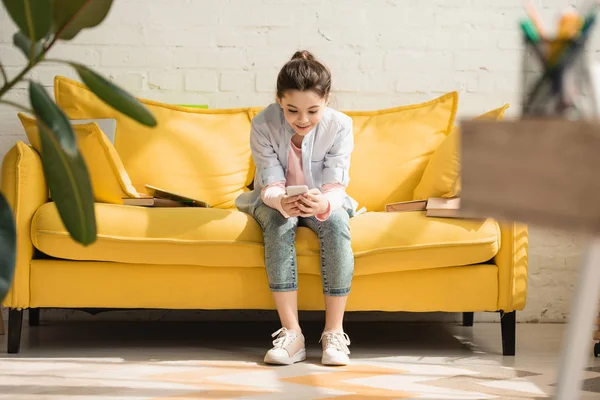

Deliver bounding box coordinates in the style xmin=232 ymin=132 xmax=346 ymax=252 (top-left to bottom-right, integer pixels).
xmin=460 ymin=118 xmax=600 ymax=400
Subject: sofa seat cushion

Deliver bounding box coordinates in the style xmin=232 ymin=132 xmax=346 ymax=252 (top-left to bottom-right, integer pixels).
xmin=296 ymin=211 xmax=500 ymax=276
xmin=32 ymin=204 xmax=500 ymax=275
xmin=32 ymin=203 xmax=266 ymax=268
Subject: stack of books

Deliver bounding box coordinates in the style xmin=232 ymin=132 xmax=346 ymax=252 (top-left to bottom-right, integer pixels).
xmin=385 ymin=197 xmax=462 ymax=218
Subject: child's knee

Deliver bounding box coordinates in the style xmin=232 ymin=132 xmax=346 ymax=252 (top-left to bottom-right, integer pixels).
xmin=321 ymin=209 xmax=350 ymax=232
xmin=255 ymin=204 xmax=297 ymax=231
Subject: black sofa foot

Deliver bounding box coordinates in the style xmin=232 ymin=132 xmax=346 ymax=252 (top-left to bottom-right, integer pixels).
xmin=462 ymin=312 xmax=474 ymax=327
xmin=8 ymin=308 xmax=23 ymax=354
xmin=501 ymin=311 xmax=516 ymax=356
xmin=29 ymin=308 xmax=40 ymax=327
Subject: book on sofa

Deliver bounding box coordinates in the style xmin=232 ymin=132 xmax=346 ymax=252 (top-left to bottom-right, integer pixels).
xmin=122 ymin=196 xmax=189 ymax=207
xmin=385 ymin=197 xmax=461 ymax=218
xmin=426 ymin=197 xmax=461 ymax=218
xmin=122 ymin=185 xmax=211 ymax=208
xmin=384 ymin=199 xmax=428 ymax=212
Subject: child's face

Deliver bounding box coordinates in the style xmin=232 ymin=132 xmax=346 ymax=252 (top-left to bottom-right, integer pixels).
xmin=277 ymin=90 xmax=327 ymax=136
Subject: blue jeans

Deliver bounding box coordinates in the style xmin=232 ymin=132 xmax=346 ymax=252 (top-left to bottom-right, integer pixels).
xmin=252 ymin=203 xmax=354 ymax=296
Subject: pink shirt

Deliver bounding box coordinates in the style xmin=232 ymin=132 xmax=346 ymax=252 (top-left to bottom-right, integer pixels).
xmin=261 ymin=140 xmax=345 ymax=221
xmin=286 ymin=141 xmax=305 ymax=186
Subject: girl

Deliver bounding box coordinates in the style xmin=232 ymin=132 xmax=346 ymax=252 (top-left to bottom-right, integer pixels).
xmin=236 ymin=50 xmax=357 ymax=366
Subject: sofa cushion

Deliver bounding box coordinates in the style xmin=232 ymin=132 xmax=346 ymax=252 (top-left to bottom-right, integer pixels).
xmin=18 ymin=113 xmax=139 ymax=204
xmin=413 ymin=104 xmax=510 ymax=200
xmin=344 ymin=92 xmax=459 ymax=211
xmin=31 ymin=203 xmax=499 ymax=275
xmin=54 ymin=76 xmax=255 ymax=209
xmin=32 ymin=203 xmax=265 ymax=267
xmin=318 ymin=211 xmax=500 ymax=276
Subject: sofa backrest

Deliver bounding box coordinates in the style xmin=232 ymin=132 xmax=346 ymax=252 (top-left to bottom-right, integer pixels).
xmin=344 ymin=92 xmax=458 ymax=211
xmin=54 ymin=76 xmax=263 ymax=209
xmin=53 ymin=75 xmax=457 ymax=211
xmin=232 ymin=93 xmax=459 ymax=211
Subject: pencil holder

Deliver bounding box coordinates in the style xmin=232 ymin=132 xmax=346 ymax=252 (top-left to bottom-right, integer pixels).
xmin=521 ymin=37 xmax=596 ymax=120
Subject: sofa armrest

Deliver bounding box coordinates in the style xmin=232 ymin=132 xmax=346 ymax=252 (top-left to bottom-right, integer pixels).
xmin=1 ymin=142 xmax=48 ymax=308
xmin=495 ymin=221 xmax=528 ymax=312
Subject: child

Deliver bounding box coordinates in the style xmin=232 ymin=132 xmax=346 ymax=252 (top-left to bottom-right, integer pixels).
xmin=236 ymin=50 xmax=357 ymax=366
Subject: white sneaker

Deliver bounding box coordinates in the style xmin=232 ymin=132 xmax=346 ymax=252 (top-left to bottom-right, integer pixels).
xmin=320 ymin=330 xmax=351 ymax=366
xmin=264 ymin=327 xmax=306 ymax=365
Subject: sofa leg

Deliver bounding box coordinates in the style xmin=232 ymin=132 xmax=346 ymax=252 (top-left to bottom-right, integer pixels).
xmin=462 ymin=312 xmax=474 ymax=326
xmin=29 ymin=308 xmax=40 ymax=327
xmin=500 ymin=311 xmax=516 ymax=356
xmin=8 ymin=309 xmax=23 ymax=354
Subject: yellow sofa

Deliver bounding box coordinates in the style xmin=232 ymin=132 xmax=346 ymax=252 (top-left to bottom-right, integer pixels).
xmin=1 ymin=77 xmax=528 ymax=355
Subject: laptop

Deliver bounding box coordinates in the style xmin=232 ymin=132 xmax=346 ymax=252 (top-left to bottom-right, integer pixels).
xmin=144 ymin=184 xmax=210 ymax=208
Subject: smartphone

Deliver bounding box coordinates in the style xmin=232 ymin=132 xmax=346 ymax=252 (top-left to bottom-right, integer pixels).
xmin=286 ymin=185 xmax=309 ymax=197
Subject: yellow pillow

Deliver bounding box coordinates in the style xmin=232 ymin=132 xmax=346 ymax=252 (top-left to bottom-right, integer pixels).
xmin=474 ymin=104 xmax=510 ymax=121
xmin=413 ymin=104 xmax=510 ymax=200
xmin=54 ymin=76 xmax=255 ymax=209
xmin=18 ymin=112 xmax=139 ymax=204
xmin=344 ymin=92 xmax=459 ymax=211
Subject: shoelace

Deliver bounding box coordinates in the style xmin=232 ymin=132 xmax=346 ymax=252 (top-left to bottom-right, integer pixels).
xmin=320 ymin=331 xmax=351 ymax=354
xmin=271 ymin=327 xmax=296 ymax=349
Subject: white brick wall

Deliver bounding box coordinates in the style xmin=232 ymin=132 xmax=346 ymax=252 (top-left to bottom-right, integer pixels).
xmin=0 ymin=0 xmax=595 ymax=323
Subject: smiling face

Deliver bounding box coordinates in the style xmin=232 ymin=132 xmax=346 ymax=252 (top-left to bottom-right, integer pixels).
xmin=277 ymin=89 xmax=328 ymax=136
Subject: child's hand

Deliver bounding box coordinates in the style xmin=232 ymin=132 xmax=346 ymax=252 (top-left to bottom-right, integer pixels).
xmin=280 ymin=194 xmax=303 ymax=217
xmin=296 ymin=189 xmax=328 ymax=217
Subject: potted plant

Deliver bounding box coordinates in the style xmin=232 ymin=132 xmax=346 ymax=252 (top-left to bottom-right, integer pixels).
xmin=0 ymin=0 xmax=157 ymax=304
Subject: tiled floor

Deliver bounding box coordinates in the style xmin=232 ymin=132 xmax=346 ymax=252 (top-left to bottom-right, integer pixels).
xmin=0 ymin=317 xmax=599 ymax=399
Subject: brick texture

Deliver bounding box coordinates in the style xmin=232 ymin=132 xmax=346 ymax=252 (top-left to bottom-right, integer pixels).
xmin=0 ymin=0 xmax=594 ymax=323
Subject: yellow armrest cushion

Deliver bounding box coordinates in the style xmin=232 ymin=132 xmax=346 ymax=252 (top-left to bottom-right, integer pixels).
xmin=413 ymin=104 xmax=510 ymax=200
xmin=344 ymin=92 xmax=459 ymax=211
xmin=18 ymin=112 xmax=139 ymax=204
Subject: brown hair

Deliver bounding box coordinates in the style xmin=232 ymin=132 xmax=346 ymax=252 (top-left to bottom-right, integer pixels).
xmin=276 ymin=50 xmax=331 ymax=99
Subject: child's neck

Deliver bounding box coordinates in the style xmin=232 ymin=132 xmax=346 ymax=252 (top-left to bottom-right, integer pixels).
xmin=291 ymin=134 xmax=303 ymax=148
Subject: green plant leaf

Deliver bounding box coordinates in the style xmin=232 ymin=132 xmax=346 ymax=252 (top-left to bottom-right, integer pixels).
xmin=29 ymin=81 xmax=97 ymax=246
xmin=52 ymin=0 xmax=114 ymax=40
xmin=38 ymin=121 xmax=97 ymax=246
xmin=73 ymin=64 xmax=157 ymax=127
xmin=0 ymin=192 xmax=16 ymax=304
xmin=29 ymin=81 xmax=78 ymax=155
xmin=2 ymin=0 xmax=52 ymax=42
xmin=13 ymin=31 xmax=43 ymax=60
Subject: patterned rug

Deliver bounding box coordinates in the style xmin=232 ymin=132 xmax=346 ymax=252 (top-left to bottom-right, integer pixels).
xmin=0 ymin=355 xmax=562 ymax=399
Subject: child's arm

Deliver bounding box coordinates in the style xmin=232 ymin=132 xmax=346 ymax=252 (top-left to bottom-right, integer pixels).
xmin=261 ymin=181 xmax=290 ymax=217
xmin=315 ymin=119 xmax=354 ymax=220
xmin=322 ymin=118 xmax=354 ymax=188
xmin=249 ymin=117 xmax=291 ymax=217
xmin=250 ymin=117 xmax=286 ymax=187
xmin=313 ymin=183 xmax=345 ymax=220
